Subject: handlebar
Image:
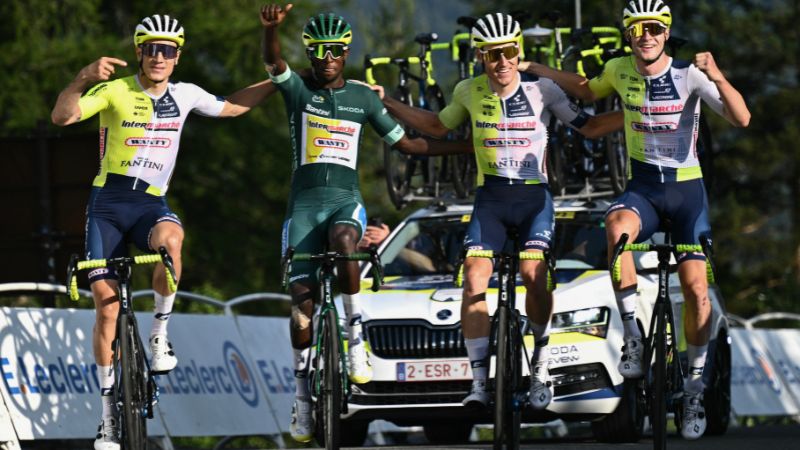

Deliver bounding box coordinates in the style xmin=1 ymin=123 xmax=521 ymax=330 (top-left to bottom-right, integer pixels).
xmin=610 ymin=233 xmax=715 ymax=283
xmin=281 ymin=247 xmax=384 ymax=293
xmin=67 ymin=246 xmax=177 ymax=301
xmin=455 ymin=249 xmax=555 ymax=292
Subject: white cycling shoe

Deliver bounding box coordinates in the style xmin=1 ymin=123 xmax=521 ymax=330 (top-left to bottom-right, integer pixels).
xmin=94 ymin=417 xmax=120 ymax=450
xmin=290 ymin=397 xmax=314 ymax=443
xmin=462 ymin=379 xmax=490 ymax=407
xmin=347 ymin=340 xmax=373 ymax=384
xmin=618 ymin=336 xmax=644 ymax=378
xmin=681 ymin=390 xmax=707 ymax=440
xmin=529 ymin=362 xmax=553 ymax=410
xmin=150 ymin=334 xmax=178 ymax=374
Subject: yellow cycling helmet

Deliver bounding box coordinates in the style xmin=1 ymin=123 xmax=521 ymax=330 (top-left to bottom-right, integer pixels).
xmin=134 ymin=14 xmax=185 ymax=48
xmin=622 ymin=0 xmax=672 ymax=28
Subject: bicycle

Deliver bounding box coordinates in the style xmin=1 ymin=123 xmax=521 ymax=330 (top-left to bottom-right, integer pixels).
xmin=610 ymin=233 xmax=714 ymax=450
xmin=365 ymin=33 xmax=451 ymax=209
xmin=67 ymin=246 xmax=177 ymax=450
xmin=456 ymin=237 xmax=555 ymax=450
xmin=449 ymin=16 xmax=479 ymax=199
xmin=280 ymin=247 xmax=383 ymax=450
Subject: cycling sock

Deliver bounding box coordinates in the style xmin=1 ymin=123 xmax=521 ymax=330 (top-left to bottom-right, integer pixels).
xmin=529 ymin=321 xmax=550 ymax=374
xmin=465 ymin=337 xmax=489 ymax=382
xmin=342 ymin=293 xmax=364 ymax=344
xmin=150 ymin=291 xmax=176 ymax=337
xmin=615 ymin=288 xmax=641 ymax=338
xmin=293 ymin=347 xmax=311 ymax=399
xmin=685 ymin=343 xmax=708 ymax=393
xmin=97 ymin=365 xmax=115 ymax=419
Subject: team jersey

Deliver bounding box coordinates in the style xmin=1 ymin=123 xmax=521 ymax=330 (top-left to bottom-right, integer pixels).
xmin=78 ymin=75 xmax=225 ymax=196
xmin=438 ymin=72 xmax=588 ymax=186
xmin=269 ymin=65 xmax=404 ymax=193
xmin=589 ymin=56 xmax=724 ymax=182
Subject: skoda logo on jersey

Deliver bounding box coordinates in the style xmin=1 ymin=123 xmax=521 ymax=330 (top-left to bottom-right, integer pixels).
xmin=436 ymin=309 xmax=452 ymax=321
xmin=314 ymin=137 xmax=349 ymax=150
xmin=311 ymin=95 xmax=325 ymax=103
xmin=338 ymin=106 xmax=365 ymax=114
xmin=223 ymin=341 xmax=259 ymax=407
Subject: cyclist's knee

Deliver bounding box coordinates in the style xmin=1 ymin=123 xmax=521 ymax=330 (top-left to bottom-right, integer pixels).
xmin=330 ymin=224 xmax=359 ymax=251
xmin=605 ymin=210 xmax=639 ymax=240
xmin=291 ymin=303 xmax=313 ymax=331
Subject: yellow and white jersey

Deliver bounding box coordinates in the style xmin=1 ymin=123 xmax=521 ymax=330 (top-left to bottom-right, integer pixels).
xmin=78 ymin=75 xmax=225 ymax=196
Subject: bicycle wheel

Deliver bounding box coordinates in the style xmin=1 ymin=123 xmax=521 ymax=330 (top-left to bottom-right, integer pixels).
xmin=321 ymin=308 xmax=342 ymax=450
xmin=493 ymin=305 xmax=520 ymax=450
xmin=451 ymin=124 xmax=474 ymax=198
xmin=605 ymin=95 xmax=628 ymax=195
xmin=384 ymin=89 xmax=414 ymax=209
xmin=651 ymin=303 xmax=667 ymax=450
xmin=119 ymin=313 xmax=148 ymax=450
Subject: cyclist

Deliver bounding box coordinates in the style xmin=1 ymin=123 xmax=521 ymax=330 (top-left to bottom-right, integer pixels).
xmin=521 ymin=0 xmax=750 ymax=439
xmin=259 ymin=3 xmax=466 ymax=442
xmin=374 ymin=12 xmax=622 ymax=411
xmin=51 ymin=14 xmax=276 ymax=450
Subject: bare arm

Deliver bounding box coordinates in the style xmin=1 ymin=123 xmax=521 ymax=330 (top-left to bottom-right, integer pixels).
xmin=51 ymin=57 xmax=128 ymax=126
xmin=219 ymin=79 xmax=277 ymax=117
xmin=577 ymin=110 xmax=624 ymax=139
xmin=383 ymin=96 xmax=451 ymax=138
xmin=391 ymin=136 xmax=472 ymax=156
xmin=693 ymin=52 xmax=750 ymax=127
xmin=518 ymin=61 xmax=597 ymax=103
xmin=260 ymin=3 xmax=293 ymax=76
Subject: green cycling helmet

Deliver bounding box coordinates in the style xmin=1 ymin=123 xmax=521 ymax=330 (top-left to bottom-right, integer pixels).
xmin=302 ymin=13 xmax=352 ymax=46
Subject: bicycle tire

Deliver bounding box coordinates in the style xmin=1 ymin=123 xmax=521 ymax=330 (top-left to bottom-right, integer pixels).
xmin=507 ymin=310 xmax=522 ymax=450
xmin=383 ymin=89 xmax=414 ymax=209
xmin=322 ymin=308 xmax=341 ymax=450
xmin=493 ymin=304 xmax=510 ymax=450
xmin=119 ymin=313 xmax=148 ymax=450
xmin=605 ymin=95 xmax=628 ymax=195
xmin=651 ymin=303 xmax=667 ymax=450
xmin=451 ymin=124 xmax=474 ymax=198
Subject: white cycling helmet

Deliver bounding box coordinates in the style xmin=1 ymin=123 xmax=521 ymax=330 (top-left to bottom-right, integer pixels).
xmin=471 ymin=13 xmax=523 ymax=49
xmin=622 ymin=0 xmax=672 ymax=28
xmin=134 ymin=14 xmax=185 ymax=47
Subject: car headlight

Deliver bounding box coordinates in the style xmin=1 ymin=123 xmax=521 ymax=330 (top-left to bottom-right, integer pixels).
xmin=550 ymin=307 xmax=610 ymax=338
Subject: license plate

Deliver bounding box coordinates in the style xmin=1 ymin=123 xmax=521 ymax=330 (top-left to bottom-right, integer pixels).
xmin=396 ymin=360 xmax=471 ymax=382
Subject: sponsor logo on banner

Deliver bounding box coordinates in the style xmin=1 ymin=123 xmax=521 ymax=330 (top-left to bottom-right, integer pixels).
xmin=731 ymin=346 xmax=783 ymax=394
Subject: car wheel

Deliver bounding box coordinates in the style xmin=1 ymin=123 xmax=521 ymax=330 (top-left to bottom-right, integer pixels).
xmin=340 ymin=419 xmax=369 ymax=446
xmin=423 ymin=421 xmax=473 ymax=445
xmin=704 ymin=330 xmax=731 ymax=435
xmin=591 ymin=378 xmax=645 ymax=442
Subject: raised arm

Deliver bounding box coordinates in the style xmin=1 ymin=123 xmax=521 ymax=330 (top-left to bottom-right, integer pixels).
xmin=260 ymin=3 xmax=293 ymax=76
xmin=518 ymin=61 xmax=598 ymax=103
xmin=219 ymin=79 xmax=277 ymax=117
xmin=51 ymin=57 xmax=127 ymax=126
xmin=693 ymin=52 xmax=750 ymax=127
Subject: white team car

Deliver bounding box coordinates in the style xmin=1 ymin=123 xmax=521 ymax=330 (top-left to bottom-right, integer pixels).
xmin=338 ymin=199 xmax=731 ymax=445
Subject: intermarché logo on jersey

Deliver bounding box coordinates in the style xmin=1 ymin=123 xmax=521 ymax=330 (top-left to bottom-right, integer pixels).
xmin=308 ymin=119 xmax=356 ymax=136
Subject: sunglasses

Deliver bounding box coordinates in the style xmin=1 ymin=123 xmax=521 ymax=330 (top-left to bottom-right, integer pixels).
xmin=479 ymin=45 xmax=520 ymax=63
xmin=139 ymin=43 xmax=179 ymax=59
xmin=307 ymin=43 xmax=347 ymax=60
xmin=626 ymin=22 xmax=668 ymax=39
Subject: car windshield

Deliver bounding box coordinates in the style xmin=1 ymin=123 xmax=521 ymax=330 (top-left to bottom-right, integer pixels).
xmin=380 ymin=211 xmax=608 ymax=277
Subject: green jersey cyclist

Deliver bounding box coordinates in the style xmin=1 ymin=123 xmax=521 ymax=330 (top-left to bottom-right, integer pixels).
xmin=259 ymin=3 xmax=464 ymax=443
xmin=522 ymin=0 xmax=750 ymax=439
xmin=375 ymin=12 xmax=622 ymax=412
xmin=51 ymin=14 xmax=276 ymax=450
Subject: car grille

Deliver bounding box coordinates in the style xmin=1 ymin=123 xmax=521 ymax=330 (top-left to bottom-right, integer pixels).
xmin=364 ymin=320 xmax=467 ymax=359
xmin=351 ymin=380 xmax=471 ymax=405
